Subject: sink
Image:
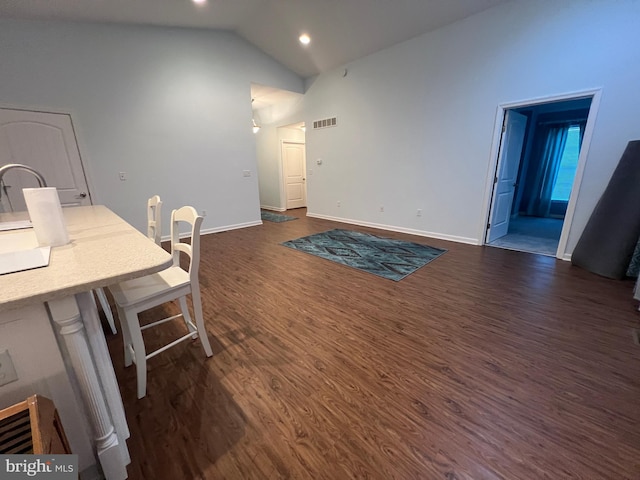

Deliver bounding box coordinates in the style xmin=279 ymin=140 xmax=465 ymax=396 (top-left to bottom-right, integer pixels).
xmin=0 ymin=220 xmax=32 ymax=232
xmin=0 ymin=227 xmax=50 ymax=275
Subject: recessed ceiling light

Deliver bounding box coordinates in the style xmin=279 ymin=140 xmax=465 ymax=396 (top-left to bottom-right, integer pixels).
xmin=299 ymin=34 xmax=311 ymax=46
xmin=193 ymin=0 xmax=206 ymax=4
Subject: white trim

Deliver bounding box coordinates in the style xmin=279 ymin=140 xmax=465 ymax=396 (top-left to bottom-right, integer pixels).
xmin=479 ymin=88 xmax=603 ymax=259
xmin=260 ymin=205 xmax=286 ymax=212
xmin=201 ymin=220 xmax=263 ymax=235
xmin=161 ymin=220 xmax=263 ymax=242
xmin=562 ymin=253 xmax=572 ymax=262
xmin=556 ymin=90 xmax=601 ymax=259
xmin=306 ymin=213 xmax=479 ymax=245
xmin=277 ymin=139 xmax=286 ymax=211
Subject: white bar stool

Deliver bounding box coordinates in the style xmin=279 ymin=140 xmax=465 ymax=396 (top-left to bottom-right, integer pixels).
xmin=110 ymin=206 xmax=212 ymax=398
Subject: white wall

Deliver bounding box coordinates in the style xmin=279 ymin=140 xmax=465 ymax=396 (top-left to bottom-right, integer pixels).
xmin=0 ymin=19 xmax=303 ymax=234
xmin=301 ymin=0 xmax=640 ymax=252
xmin=256 ymin=125 xmax=281 ymax=210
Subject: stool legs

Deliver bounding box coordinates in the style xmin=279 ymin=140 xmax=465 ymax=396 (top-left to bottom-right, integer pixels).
xmin=95 ymin=288 xmax=117 ymax=334
xmin=192 ymin=289 xmax=213 ymax=357
xmin=177 ymin=296 xmax=198 ymax=340
xmin=122 ymin=309 xmax=147 ymax=399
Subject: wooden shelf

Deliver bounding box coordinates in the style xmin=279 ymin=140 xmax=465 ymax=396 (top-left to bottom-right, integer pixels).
xmin=0 ymin=395 xmax=71 ymax=454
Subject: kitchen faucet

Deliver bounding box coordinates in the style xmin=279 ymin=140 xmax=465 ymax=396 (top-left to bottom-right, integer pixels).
xmin=0 ymin=163 xmax=48 ymax=187
xmin=0 ymin=164 xmax=48 ymax=212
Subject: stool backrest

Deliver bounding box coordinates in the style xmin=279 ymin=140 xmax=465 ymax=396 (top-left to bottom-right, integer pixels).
xmin=147 ymin=195 xmax=162 ymax=245
xmin=170 ymin=206 xmax=203 ymax=284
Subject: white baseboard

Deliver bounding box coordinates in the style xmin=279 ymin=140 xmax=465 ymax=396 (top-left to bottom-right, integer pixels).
xmin=305 ymin=213 xmax=480 ymax=246
xmin=562 ymin=253 xmax=572 ymax=262
xmin=162 ymin=220 xmax=263 ymax=241
xmin=201 ymin=220 xmax=262 ymax=236
xmin=260 ymin=205 xmax=286 ymax=212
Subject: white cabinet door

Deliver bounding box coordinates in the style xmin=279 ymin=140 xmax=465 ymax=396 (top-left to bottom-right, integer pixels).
xmin=0 ymin=109 xmax=92 ymax=212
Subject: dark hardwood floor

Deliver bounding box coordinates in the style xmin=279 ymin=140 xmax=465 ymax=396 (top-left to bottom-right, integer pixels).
xmin=106 ymin=209 xmax=640 ymax=479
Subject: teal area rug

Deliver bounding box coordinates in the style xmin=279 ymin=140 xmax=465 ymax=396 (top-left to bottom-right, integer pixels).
xmin=282 ymin=229 xmax=446 ymax=281
xmin=261 ymin=210 xmax=298 ymax=223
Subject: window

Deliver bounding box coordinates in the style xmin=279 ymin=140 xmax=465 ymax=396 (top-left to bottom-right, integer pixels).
xmin=551 ymin=125 xmax=581 ymax=201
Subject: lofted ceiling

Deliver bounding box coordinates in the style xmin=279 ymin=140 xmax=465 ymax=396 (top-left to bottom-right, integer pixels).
xmin=0 ymin=0 xmax=512 ymax=79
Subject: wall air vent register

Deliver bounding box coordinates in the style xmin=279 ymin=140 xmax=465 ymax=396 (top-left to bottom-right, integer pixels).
xmin=313 ymin=117 xmax=337 ymax=129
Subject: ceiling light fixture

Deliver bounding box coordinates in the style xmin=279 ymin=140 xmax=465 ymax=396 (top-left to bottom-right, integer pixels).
xmin=299 ymin=33 xmax=311 ymax=46
xmin=192 ymin=0 xmax=206 ymax=4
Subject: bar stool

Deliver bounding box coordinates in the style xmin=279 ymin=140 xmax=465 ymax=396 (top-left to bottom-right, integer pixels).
xmin=110 ymin=206 xmax=212 ymax=398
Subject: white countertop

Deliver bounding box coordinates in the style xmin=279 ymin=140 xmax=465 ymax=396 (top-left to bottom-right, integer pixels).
xmin=0 ymin=205 xmax=172 ymax=312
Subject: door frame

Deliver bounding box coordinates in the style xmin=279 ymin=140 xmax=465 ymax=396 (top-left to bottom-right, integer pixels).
xmin=0 ymin=103 xmax=96 ymax=206
xmin=280 ymin=139 xmax=307 ymax=210
xmin=480 ymin=88 xmax=602 ymax=260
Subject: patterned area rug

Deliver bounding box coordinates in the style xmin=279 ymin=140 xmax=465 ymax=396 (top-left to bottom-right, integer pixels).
xmin=261 ymin=210 xmax=298 ymax=223
xmin=282 ymin=229 xmax=446 ymax=281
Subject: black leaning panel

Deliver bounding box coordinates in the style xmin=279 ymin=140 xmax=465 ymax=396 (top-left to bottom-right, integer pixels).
xmin=572 ymin=140 xmax=640 ymax=279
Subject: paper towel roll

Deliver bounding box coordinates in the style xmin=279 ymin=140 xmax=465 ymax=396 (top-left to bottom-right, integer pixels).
xmin=23 ymin=187 xmax=70 ymax=247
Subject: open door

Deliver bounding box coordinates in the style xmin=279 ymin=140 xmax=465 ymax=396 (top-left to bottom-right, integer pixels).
xmin=487 ymin=110 xmax=527 ymax=243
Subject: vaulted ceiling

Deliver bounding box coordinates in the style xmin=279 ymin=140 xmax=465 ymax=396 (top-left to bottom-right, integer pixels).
xmin=0 ymin=0 xmax=512 ymax=78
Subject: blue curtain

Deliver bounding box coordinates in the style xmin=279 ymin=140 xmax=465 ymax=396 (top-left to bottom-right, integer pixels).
xmin=526 ymin=125 xmax=569 ymax=217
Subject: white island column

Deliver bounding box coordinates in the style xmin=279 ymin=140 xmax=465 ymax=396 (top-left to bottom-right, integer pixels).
xmin=48 ymin=295 xmax=127 ymax=480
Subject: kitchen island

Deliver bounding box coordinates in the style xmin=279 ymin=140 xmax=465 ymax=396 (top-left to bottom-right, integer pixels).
xmin=0 ymin=206 xmax=172 ymax=479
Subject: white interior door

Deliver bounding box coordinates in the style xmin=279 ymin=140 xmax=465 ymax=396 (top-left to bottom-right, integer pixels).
xmin=282 ymin=141 xmax=306 ymax=209
xmin=0 ymin=109 xmax=92 ymax=212
xmin=487 ymin=110 xmax=527 ymax=243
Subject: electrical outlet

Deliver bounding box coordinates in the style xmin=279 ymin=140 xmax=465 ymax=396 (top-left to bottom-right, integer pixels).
xmin=337 ymin=201 xmax=341 ymax=207
xmin=242 ymin=170 xmax=251 ymax=177
xmin=118 ymin=172 xmax=127 ymax=181
xmin=316 ymin=158 xmax=323 ymax=165
xmin=380 ymin=206 xmax=384 ymax=213
xmin=201 ymin=210 xmax=207 ymax=217
xmin=417 ymin=209 xmax=422 ymax=217
xmin=0 ymin=349 xmax=18 ymax=387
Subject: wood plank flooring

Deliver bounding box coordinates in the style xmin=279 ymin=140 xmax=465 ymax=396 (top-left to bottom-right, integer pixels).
xmin=106 ymin=209 xmax=640 ymax=479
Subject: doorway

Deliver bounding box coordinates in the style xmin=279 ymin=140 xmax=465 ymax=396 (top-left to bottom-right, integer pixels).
xmin=484 ymin=91 xmax=600 ymax=258
xmin=250 ymin=82 xmax=306 ymax=212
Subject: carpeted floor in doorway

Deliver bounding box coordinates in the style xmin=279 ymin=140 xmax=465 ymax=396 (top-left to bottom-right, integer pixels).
xmin=261 ymin=210 xmax=298 ymax=223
